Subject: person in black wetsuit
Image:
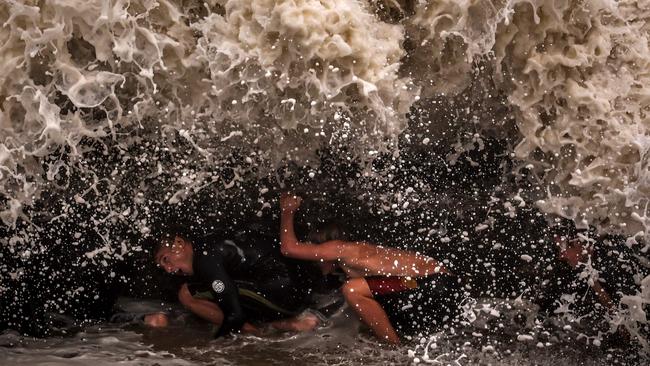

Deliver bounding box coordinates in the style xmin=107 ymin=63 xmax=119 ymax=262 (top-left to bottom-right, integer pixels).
xmin=152 ymin=228 xmax=333 ymax=336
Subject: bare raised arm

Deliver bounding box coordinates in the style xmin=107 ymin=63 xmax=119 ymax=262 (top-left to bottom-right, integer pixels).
xmin=279 ymin=193 xmax=446 ymax=276
xmin=279 ymin=193 xmax=354 ymax=261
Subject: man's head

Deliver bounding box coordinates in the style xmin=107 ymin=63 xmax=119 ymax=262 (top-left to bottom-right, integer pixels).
xmin=152 ymin=230 xmax=194 ymax=276
xmin=308 ymin=222 xmax=348 ymax=275
xmin=307 ymin=222 xmax=348 ymax=244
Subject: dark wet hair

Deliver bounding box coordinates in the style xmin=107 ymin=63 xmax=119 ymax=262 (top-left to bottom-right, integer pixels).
xmin=307 ymin=222 xmax=349 ymax=244
xmin=147 ymin=224 xmax=193 ymax=259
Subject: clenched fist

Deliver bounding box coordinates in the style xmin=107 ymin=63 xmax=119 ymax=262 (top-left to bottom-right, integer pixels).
xmin=280 ymin=192 xmax=303 ymax=213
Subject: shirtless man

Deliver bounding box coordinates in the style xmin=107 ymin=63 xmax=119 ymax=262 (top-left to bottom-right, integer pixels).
xmin=279 ymin=193 xmax=462 ymax=344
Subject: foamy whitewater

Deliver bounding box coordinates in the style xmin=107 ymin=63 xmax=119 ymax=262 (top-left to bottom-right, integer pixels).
xmin=1 ymin=0 xmax=650 ymax=364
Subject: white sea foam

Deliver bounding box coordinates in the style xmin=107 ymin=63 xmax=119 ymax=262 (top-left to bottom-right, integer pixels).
xmin=1 ymin=0 xmax=650 ymax=356
xmin=1 ymin=0 xmax=648 ymax=235
xmin=0 ymin=0 xmax=416 ymax=224
xmin=402 ymin=0 xmax=650 ymax=235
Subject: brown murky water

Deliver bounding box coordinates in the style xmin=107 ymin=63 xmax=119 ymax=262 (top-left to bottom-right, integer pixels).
xmin=1 ymin=298 xmax=640 ymax=365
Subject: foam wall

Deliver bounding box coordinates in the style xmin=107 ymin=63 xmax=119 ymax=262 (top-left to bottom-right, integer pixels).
xmin=0 ymin=0 xmax=415 ymax=226
xmin=402 ymin=0 xmax=650 ymax=235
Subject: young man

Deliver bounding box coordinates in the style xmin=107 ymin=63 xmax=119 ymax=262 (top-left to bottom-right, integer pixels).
xmin=153 ymin=228 xmax=328 ymax=336
xmin=279 ymin=193 xmax=462 ymax=344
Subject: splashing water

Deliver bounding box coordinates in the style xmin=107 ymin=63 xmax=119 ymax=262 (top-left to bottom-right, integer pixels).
xmin=1 ymin=0 xmax=650 ymax=362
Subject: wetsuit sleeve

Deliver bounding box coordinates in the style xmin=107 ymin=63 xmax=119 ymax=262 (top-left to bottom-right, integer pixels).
xmin=194 ymin=255 xmax=245 ymax=337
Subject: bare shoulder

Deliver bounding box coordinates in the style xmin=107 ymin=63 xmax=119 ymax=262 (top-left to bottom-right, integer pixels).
xmin=318 ymin=240 xmax=357 ymax=255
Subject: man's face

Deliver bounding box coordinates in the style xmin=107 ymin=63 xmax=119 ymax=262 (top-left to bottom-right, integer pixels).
xmin=155 ymin=236 xmax=194 ymax=275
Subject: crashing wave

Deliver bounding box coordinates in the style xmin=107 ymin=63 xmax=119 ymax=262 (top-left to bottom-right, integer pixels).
xmin=2 ymin=0 xmax=648 ymax=236
xmin=1 ymin=0 xmax=650 ymax=352
xmin=401 ymin=0 xmax=650 ymax=236
xmin=0 ymin=0 xmax=416 ymax=226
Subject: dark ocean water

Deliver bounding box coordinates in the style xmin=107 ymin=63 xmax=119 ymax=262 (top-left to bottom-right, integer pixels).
xmin=0 ymin=298 xmax=641 ymax=365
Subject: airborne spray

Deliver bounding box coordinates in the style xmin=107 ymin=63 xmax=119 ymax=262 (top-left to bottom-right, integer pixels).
xmin=1 ymin=0 xmax=649 ymax=364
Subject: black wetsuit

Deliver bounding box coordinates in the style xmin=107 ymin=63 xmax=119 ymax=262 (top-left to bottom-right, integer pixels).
xmin=187 ymin=232 xmax=322 ymax=337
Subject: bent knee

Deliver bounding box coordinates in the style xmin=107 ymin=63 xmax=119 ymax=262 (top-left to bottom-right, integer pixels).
xmin=342 ymin=278 xmax=371 ymax=301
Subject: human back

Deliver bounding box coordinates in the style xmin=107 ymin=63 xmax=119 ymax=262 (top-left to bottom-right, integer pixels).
xmin=304 ymin=221 xmax=446 ymax=278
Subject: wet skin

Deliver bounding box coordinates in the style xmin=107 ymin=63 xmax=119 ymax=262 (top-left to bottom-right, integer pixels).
xmin=155 ymin=237 xmax=194 ymax=276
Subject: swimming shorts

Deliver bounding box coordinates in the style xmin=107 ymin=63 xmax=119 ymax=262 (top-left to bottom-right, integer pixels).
xmin=371 ymin=273 xmax=463 ymax=336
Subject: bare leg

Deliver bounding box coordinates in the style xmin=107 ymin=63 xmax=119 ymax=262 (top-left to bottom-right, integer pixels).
xmin=240 ymin=322 xmax=262 ymax=335
xmin=342 ymin=277 xmax=400 ymax=344
xmin=280 ymin=193 xmax=446 ymax=277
